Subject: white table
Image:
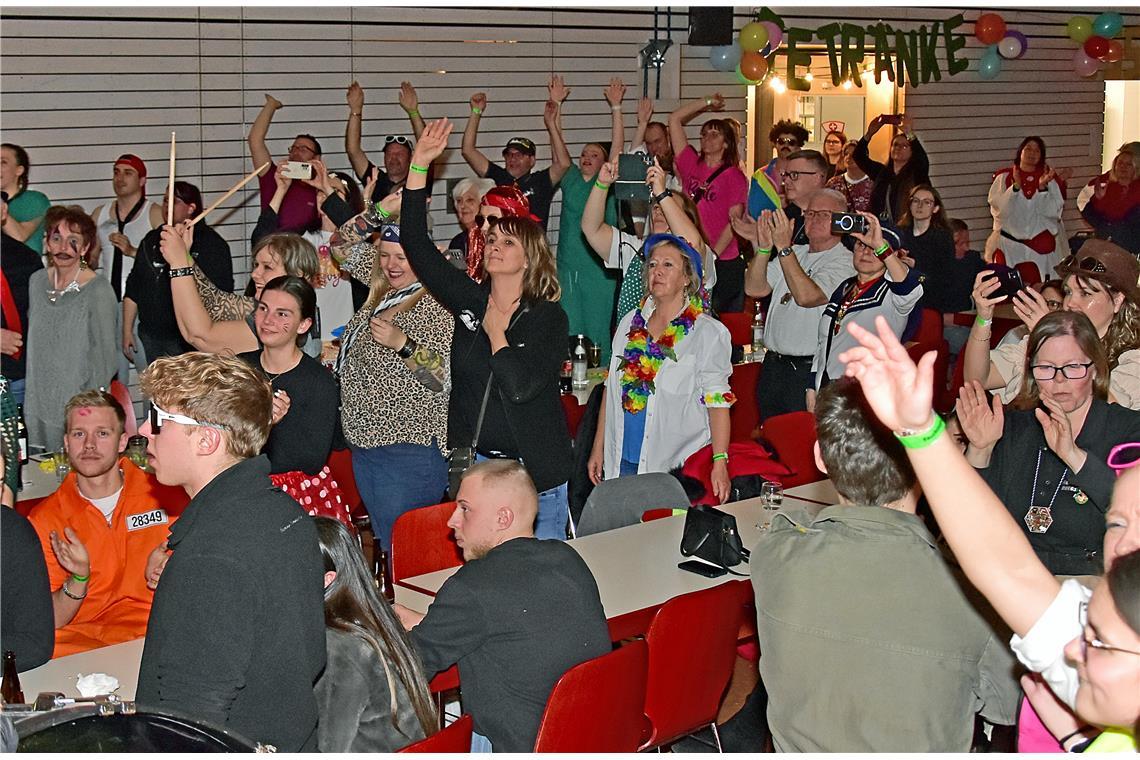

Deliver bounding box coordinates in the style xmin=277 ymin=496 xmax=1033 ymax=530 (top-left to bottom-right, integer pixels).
xmin=19 ymin=638 xmax=145 ymax=702
xmin=784 ymin=479 xmax=839 ymax=506
xmin=17 ymin=454 xmax=62 ymax=504
xmin=398 ymin=495 xmax=827 ymax=637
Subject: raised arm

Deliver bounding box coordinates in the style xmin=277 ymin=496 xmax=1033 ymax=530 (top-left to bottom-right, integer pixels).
xmin=650 ymin=161 xmax=702 ymax=250
xmin=962 ymin=270 xmax=1010 ymax=389
xmin=631 ymin=97 xmax=652 ymax=153
xmin=248 ymin=93 xmax=282 ymax=176
xmin=838 ymin=316 xmax=1061 ymax=637
xmin=744 ymin=212 xmax=776 ymax=298
xmin=667 ymin=94 xmax=723 ymax=160
xmin=344 ymin=81 xmax=370 ymax=178
xmin=582 ymin=159 xmax=617 ymax=257
xmin=853 ymin=117 xmax=886 ymax=180
xmin=460 ymin=92 xmax=491 ymax=178
xmin=604 ymin=78 xmax=626 ymax=162
xmin=546 ymin=75 xmax=572 ymax=184
xmin=399 ymin=81 xmax=427 ymax=140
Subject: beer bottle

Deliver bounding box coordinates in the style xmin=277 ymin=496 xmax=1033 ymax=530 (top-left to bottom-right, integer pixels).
xmin=377 ymin=549 xmax=395 ymax=603
xmin=1 ymin=650 xmax=24 ymax=705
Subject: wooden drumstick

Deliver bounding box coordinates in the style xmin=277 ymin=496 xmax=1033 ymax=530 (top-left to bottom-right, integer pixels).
xmin=188 ymin=162 xmax=270 ymax=226
xmin=167 ymin=131 xmax=176 ymax=226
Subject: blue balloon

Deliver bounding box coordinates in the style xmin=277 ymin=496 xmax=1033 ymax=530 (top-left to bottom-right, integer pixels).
xmin=709 ymin=43 xmax=742 ymax=73
xmin=1093 ymin=11 xmax=1123 ymax=38
xmin=978 ymin=45 xmax=1002 ymax=80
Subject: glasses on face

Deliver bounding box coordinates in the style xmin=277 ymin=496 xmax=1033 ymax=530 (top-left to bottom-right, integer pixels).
xmin=910 ymin=198 xmax=936 ymax=207
xmin=474 ymin=214 xmax=502 ymax=228
xmin=802 ymin=210 xmax=832 ymax=220
xmin=775 ymin=137 xmax=800 ymax=146
xmin=781 ymin=170 xmax=818 ymax=181
xmin=1045 ymin=298 xmax=1064 ymax=310
xmin=1030 ymin=362 xmax=1093 ymax=381
xmin=289 ymin=143 xmax=316 ymax=156
xmin=1079 ymin=601 xmax=1140 ymax=659
xmin=1108 ymin=442 xmax=1140 ymax=474
xmin=149 ymin=403 xmax=227 ymax=435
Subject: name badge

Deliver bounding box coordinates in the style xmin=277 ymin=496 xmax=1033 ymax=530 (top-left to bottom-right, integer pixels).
xmin=127 ymin=509 xmax=168 ymax=531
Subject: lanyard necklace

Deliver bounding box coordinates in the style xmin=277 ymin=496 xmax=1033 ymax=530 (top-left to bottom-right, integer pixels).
xmin=1024 ymin=446 xmax=1068 ymax=534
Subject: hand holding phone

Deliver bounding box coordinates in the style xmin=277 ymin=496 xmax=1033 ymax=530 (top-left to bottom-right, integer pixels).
xmin=983 ymin=263 xmax=1024 ymax=302
xmin=281 ymin=161 xmax=314 ymax=180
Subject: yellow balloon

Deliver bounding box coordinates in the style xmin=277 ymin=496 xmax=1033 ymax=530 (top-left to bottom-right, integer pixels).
xmin=740 ymin=21 xmax=769 ymax=53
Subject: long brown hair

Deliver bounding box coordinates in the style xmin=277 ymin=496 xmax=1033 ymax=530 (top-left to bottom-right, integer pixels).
xmin=1067 ymin=274 xmax=1140 ymax=370
xmin=896 ymin=184 xmax=950 ymax=230
xmin=701 ymin=118 xmax=741 ymax=168
xmin=492 ymin=216 xmax=561 ymax=302
xmin=1013 ymin=311 xmax=1108 ymax=410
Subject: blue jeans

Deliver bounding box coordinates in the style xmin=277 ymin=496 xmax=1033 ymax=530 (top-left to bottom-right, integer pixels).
xmin=8 ymin=379 xmax=25 ymax=408
xmin=471 ymin=731 xmax=493 ymax=753
xmin=351 ymin=440 xmax=448 ymax=551
xmin=474 ymin=453 xmax=568 ymax=541
xmin=619 ymin=458 xmax=639 ymax=477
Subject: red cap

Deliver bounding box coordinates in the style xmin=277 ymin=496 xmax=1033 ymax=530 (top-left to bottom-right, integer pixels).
xmin=114 ymin=154 xmax=147 ymax=179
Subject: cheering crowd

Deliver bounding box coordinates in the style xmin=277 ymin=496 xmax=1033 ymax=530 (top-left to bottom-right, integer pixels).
xmin=2 ymin=72 xmax=1140 ymax=752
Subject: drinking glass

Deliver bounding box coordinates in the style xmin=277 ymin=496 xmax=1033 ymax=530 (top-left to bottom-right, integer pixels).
xmin=761 ymin=481 xmax=783 ymax=511
xmin=587 ymin=345 xmax=602 ymax=368
xmin=53 ymin=451 xmax=71 ymax=483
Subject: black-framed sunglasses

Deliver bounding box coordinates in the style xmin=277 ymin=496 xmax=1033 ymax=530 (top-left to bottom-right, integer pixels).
xmin=1029 ymin=362 xmax=1093 ymax=381
xmin=474 ymin=214 xmax=502 ymax=228
xmin=1061 ymin=255 xmax=1108 ymax=274
xmin=775 ymin=137 xmax=801 ymax=146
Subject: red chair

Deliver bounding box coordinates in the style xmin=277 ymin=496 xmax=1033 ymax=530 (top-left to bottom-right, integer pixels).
xmin=910 ymin=307 xmax=944 ymax=348
xmin=905 ymin=340 xmax=949 ymax=414
xmin=533 ymin=640 xmax=650 ymax=752
xmin=717 ymin=311 xmax=752 ymax=346
xmin=757 ymin=411 xmax=824 ymax=488
xmin=641 ymin=581 xmax=750 ymax=751
xmin=326 ymin=448 xmax=362 ymax=512
xmin=560 ymin=393 xmax=584 ymax=440
xmin=1015 ymin=261 xmax=1043 ymax=288
xmin=109 ymin=379 xmax=137 ymax=436
xmin=728 ymin=361 xmax=762 ymax=441
xmin=398 ymin=714 xmax=473 ymax=753
xmin=390 ymin=500 xmax=462 ymax=587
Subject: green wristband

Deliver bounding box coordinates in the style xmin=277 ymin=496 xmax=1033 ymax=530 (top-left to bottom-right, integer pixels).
xmin=375 ymin=204 xmax=392 ymax=219
xmin=894 ymin=415 xmax=946 ymax=449
xmin=594 ymin=181 xmax=611 ymax=191
xmin=757 ymin=246 xmax=772 ymax=256
xmin=874 ymin=241 xmax=890 ymax=255
xmin=409 ymin=164 xmax=428 ymax=175
xmin=712 ymin=452 xmax=729 ymax=462
xmin=406 ymin=109 xmax=419 ymax=118
xmin=975 ymin=315 xmax=992 ymax=328
xmin=470 ymin=106 xmax=483 ymax=116
xmin=72 ymin=573 xmax=90 ymax=583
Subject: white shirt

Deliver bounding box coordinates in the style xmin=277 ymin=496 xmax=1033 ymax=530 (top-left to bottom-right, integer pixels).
xmin=84 ymin=485 xmax=124 ymax=525
xmin=763 ymin=240 xmax=855 ymax=356
xmin=93 ymin=200 xmax=160 ymax=295
xmin=603 ymin=300 xmax=733 ymax=479
xmin=1009 ymin=578 xmax=1090 ymax=710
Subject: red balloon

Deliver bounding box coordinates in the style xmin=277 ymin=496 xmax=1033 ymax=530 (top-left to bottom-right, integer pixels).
xmin=739 ymin=51 xmax=768 ymax=82
xmin=1104 ymin=39 xmax=1125 ymax=63
xmin=974 ymin=13 xmax=1006 ymax=45
xmin=1084 ymin=35 xmax=1110 ymax=59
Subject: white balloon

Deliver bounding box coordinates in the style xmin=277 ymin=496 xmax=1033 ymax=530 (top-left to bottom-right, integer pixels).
xmin=998 ymin=35 xmax=1023 ymax=59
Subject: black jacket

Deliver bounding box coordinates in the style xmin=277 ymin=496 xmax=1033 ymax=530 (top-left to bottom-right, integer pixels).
xmin=400 ymin=187 xmax=572 ymax=492
xmin=136 ymin=456 xmax=326 ymax=751
xmin=0 ymin=506 xmax=54 ymax=671
xmin=1 ymin=232 xmax=44 ymax=381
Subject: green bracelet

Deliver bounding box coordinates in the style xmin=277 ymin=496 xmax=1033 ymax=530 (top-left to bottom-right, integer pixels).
xmin=375 ymin=204 xmax=392 ymax=219
xmin=757 ymin=246 xmax=772 ymax=256
xmin=974 ymin=315 xmax=992 ymax=328
xmin=470 ymin=106 xmax=483 ymax=116
xmin=712 ymin=452 xmax=729 ymax=462
xmin=594 ymin=180 xmax=610 ymax=191
xmin=72 ymin=573 xmax=90 ymax=583
xmin=894 ymin=415 xmax=946 ymax=449
xmin=874 ymin=241 xmax=890 ymax=255
xmin=409 ymin=164 xmax=428 ymax=175
xmin=406 ymin=109 xmax=420 ymax=118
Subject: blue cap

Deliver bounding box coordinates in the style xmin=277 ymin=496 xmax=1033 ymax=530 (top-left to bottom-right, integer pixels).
xmin=643 ymin=232 xmax=704 ymax=282
xmin=380 ymin=224 xmax=400 ymax=244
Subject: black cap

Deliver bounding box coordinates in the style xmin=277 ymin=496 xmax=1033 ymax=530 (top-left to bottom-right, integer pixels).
xmin=503 ymin=137 xmax=536 ymax=156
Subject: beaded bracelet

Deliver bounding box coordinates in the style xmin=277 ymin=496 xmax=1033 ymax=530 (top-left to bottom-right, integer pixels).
xmin=169 ymin=266 xmax=194 ymax=279
xmin=409 ymin=164 xmax=429 ymax=175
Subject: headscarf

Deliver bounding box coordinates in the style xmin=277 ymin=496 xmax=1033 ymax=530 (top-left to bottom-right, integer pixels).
xmin=464 ymin=185 xmax=540 ymax=281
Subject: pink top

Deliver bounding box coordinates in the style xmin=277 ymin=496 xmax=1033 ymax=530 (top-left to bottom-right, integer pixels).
xmin=258 ymin=161 xmax=319 ymax=233
xmin=674 ymin=145 xmax=748 ymax=261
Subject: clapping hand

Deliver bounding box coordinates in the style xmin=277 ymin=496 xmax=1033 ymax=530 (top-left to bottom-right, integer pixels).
xmin=729 ymin=208 xmax=759 ymax=245
xmin=50 ymin=527 xmax=90 ymax=579
xmin=1036 ymin=393 xmax=1084 ymax=470
xmin=838 ymin=316 xmax=938 ymax=433
xmin=955 ymin=381 xmax=1005 ymax=451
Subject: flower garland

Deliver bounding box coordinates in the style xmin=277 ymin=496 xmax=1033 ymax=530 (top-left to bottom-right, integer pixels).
xmin=619 ymin=294 xmax=702 ymax=414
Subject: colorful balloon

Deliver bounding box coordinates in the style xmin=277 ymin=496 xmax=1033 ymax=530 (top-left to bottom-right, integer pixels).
xmin=1092 ymin=12 xmax=1123 ymax=38
xmin=1084 ymin=35 xmax=1110 ymax=59
xmin=1007 ymin=30 xmax=1029 ymax=59
xmin=978 ymin=45 xmax=1002 ymax=79
xmin=997 ymin=33 xmax=1025 ymax=59
xmin=1067 ymin=16 xmax=1093 ymax=45
xmin=1072 ymin=48 xmax=1101 ymax=77
xmin=739 ymin=51 xmax=769 ymax=82
xmin=734 ymin=64 xmax=761 ymax=86
xmin=975 ymin=13 xmax=1007 ymax=45
xmin=760 ymin=21 xmax=783 ymax=50
xmin=1104 ymin=39 xmax=1125 ymax=63
xmin=709 ymin=43 xmax=742 ymax=72
xmin=739 ymin=21 xmax=769 ymax=53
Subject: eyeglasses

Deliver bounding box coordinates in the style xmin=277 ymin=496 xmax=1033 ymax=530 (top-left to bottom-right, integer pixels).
xmin=775 ymin=137 xmax=800 ymax=146
xmin=149 ymin=403 xmax=227 ymax=435
xmin=1108 ymin=442 xmax=1140 ymax=474
xmin=384 ymin=135 xmax=413 ymax=148
xmin=1045 ymin=299 xmax=1064 ymax=310
xmin=802 ymin=210 xmax=832 ymax=220
xmin=1078 ymin=601 xmax=1140 ymax=659
xmin=475 ymin=214 xmax=502 ymax=228
xmin=910 ymin=198 xmax=936 ymax=207
xmin=1060 ymin=255 xmax=1108 ymax=274
xmin=288 ymin=143 xmax=317 ymax=156
xmin=781 ymin=170 xmax=819 ymax=181
xmin=1030 ymin=362 xmax=1093 ymax=381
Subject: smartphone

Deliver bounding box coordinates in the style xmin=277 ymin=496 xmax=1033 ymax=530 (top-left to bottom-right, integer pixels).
xmin=830 ymin=211 xmax=869 ymax=236
xmin=678 ymin=559 xmax=727 ymax=578
xmin=880 ymin=114 xmax=903 ymax=126
xmin=983 ymin=263 xmax=1024 ymax=302
xmin=282 ymin=161 xmax=313 ymax=180
xmin=615 ymin=152 xmax=652 ymax=201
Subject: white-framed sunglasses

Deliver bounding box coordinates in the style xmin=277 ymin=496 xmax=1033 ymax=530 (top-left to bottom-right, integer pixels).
xmin=149 ymin=403 xmax=227 ymax=435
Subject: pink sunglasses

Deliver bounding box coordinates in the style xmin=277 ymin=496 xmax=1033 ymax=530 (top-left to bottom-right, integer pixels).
xmin=1107 ymin=442 xmax=1140 ymax=475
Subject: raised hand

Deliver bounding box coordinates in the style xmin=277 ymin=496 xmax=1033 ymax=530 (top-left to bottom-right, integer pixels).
xmin=412 ymin=118 xmax=453 ymax=166
xmin=838 ymin=316 xmax=938 ymax=432
xmin=264 ymin=93 xmax=283 ymax=111
xmin=543 ymin=99 xmax=559 ymax=125
xmin=548 ymin=74 xmax=571 ymax=104
xmin=955 ymin=380 xmax=1005 ymax=451
xmin=637 ymin=96 xmax=653 ymax=125
xmin=900 ymin=112 xmax=914 ymax=133
xmin=1036 ymin=393 xmax=1083 ymax=470
xmin=705 ymin=93 xmax=725 ymax=111
xmin=346 ymin=81 xmax=364 ymax=111
xmin=604 ymin=77 xmax=625 ymax=106
xmin=363 ymin=166 xmax=380 ymax=204
xmin=399 ymin=81 xmax=419 ymax=112
xmin=849 ymin=211 xmax=885 ymax=252
xmin=646 ymin=158 xmax=667 ymax=195
xmin=50 ymin=527 xmax=90 ymax=578
xmin=971 ymin=270 xmax=1005 ymax=318
xmin=598 ymin=158 xmax=619 ymax=186
xmin=470 ymin=92 xmax=487 ymax=112
xmin=1011 ymin=286 xmax=1052 ymax=331
xmin=375 ymin=189 xmax=402 ymax=220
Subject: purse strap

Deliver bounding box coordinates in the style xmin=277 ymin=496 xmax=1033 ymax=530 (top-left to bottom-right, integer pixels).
xmin=471 ymin=375 xmax=493 ymax=450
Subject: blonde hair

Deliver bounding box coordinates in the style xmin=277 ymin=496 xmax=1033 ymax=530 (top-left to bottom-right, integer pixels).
xmin=254 ymin=233 xmax=319 ymax=281
xmin=642 ymin=240 xmax=701 ymax=298
xmin=140 ymin=352 xmax=272 ymax=459
xmin=64 ymin=390 xmax=125 ymax=434
xmin=493 ymin=217 xmax=561 ymax=302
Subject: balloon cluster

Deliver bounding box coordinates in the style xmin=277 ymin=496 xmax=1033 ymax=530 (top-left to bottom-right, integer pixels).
xmin=708 ymin=19 xmax=783 ymax=86
xmin=974 ymin=13 xmax=1029 ymax=81
xmin=1067 ymin=12 xmax=1125 ymax=77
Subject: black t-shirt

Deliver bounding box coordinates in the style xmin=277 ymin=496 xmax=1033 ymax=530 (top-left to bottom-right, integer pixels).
xmin=238 ymin=350 xmax=340 ymax=475
xmin=900 ymin=226 xmax=972 ymax=314
xmin=125 ymin=222 xmax=234 ymax=342
xmin=1 ymin=232 xmax=44 ymax=380
xmin=357 ymin=161 xmax=436 ymax=204
xmin=484 ymin=163 xmax=556 ymax=229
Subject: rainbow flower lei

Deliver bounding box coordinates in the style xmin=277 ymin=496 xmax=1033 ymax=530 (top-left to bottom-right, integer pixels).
xmin=619 ymin=294 xmax=703 ymax=414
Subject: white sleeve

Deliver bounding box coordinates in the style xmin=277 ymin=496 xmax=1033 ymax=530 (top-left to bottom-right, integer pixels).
xmin=1008 ymin=579 xmax=1091 ymax=710
xmin=1076 ymin=182 xmax=1096 ymax=213
xmin=606 ymin=231 xmax=642 ymax=273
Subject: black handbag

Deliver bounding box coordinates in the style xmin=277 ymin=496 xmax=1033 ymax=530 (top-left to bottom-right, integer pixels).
xmin=447 ymin=378 xmax=492 ymax=499
xmin=679 ymin=505 xmax=750 ymax=569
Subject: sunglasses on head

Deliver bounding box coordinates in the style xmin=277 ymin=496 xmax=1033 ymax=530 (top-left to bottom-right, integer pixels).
xmin=385 ymin=135 xmax=413 ymax=148
xmin=1062 ymin=255 xmax=1108 ymax=274
xmin=1108 ymin=442 xmax=1140 ymax=475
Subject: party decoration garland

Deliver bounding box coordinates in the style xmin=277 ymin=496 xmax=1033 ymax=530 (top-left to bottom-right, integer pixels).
xmin=619 ymin=295 xmax=702 ymax=414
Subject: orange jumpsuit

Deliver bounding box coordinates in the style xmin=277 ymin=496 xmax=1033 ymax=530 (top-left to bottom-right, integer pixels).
xmin=28 ymin=459 xmax=188 ymax=657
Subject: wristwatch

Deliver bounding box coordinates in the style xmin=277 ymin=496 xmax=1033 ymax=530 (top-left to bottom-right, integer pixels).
xmin=777 ymin=246 xmax=795 ymax=258
xmin=652 ymin=189 xmax=672 ymax=205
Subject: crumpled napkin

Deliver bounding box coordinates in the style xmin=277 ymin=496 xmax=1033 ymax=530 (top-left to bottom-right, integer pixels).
xmin=75 ymin=672 xmax=119 ymax=697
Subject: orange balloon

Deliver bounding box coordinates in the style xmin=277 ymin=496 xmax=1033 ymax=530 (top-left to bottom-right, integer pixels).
xmin=1104 ymin=39 xmax=1124 ymax=63
xmin=974 ymin=13 xmax=1006 ymax=45
xmin=739 ymin=51 xmax=769 ymax=82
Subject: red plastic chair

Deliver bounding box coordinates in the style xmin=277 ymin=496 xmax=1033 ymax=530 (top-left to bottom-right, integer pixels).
xmin=560 ymin=393 xmax=584 ymax=440
xmin=109 ymin=379 xmax=137 ymax=436
xmin=641 ymin=581 xmax=750 ymax=751
xmin=717 ymin=311 xmax=752 ymax=346
xmin=1015 ymin=261 xmax=1043 ymax=288
xmin=756 ymin=411 xmax=824 ymax=488
xmin=326 ymin=448 xmax=362 ymax=512
xmin=390 ymin=500 xmax=462 ymax=587
xmin=398 ymin=714 xmax=473 ymax=753
xmin=728 ymin=361 xmax=762 ymax=441
xmin=910 ymin=307 xmax=944 ymax=348
xmin=533 ymin=640 xmax=650 ymax=752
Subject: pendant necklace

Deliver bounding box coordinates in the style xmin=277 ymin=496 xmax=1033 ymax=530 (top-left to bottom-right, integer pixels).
xmin=1024 ymin=446 xmax=1068 ymax=534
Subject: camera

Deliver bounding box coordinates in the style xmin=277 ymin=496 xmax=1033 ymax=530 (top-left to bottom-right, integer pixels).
xmin=615 ymin=152 xmax=653 ymax=201
xmin=830 ymin=212 xmax=869 ymax=236
xmin=983 ymin=264 xmax=1025 ymax=302
xmin=281 ymin=161 xmax=313 ymax=180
